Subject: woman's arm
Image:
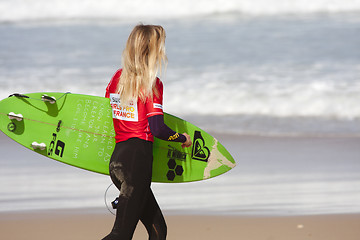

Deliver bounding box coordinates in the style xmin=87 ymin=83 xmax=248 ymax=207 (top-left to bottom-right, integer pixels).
xmin=148 ymin=115 xmax=186 ymax=142
xmin=148 ymin=115 xmax=192 ymax=148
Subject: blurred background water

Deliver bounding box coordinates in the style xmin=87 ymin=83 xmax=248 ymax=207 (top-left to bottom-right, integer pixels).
xmin=0 ymin=0 xmax=359 ymax=215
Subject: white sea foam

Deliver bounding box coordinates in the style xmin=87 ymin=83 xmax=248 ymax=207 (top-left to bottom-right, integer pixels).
xmin=164 ymin=63 xmax=360 ymax=120
xmin=1 ymin=62 xmax=359 ymax=121
xmin=1 ymin=0 xmax=360 ymax=22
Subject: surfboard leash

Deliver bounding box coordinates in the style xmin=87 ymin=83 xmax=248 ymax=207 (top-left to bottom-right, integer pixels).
xmin=104 ymin=183 xmax=118 ymax=216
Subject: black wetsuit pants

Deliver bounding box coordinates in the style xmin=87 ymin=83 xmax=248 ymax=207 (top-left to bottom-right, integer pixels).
xmin=102 ymin=138 xmax=167 ymax=240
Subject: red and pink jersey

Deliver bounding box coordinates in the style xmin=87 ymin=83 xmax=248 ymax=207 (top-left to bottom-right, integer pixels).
xmin=105 ymin=69 xmax=164 ymax=143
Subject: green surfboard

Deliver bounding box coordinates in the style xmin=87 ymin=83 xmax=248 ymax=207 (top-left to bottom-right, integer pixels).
xmin=0 ymin=92 xmax=236 ymax=183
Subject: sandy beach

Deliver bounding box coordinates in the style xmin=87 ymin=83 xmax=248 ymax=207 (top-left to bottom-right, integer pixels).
xmin=0 ymin=210 xmax=359 ymax=240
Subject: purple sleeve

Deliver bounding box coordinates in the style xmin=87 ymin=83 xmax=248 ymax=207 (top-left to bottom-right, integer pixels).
xmin=148 ymin=115 xmax=187 ymax=143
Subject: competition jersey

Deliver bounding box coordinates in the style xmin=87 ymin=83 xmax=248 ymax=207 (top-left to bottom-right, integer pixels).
xmin=105 ymin=69 xmax=164 ymax=143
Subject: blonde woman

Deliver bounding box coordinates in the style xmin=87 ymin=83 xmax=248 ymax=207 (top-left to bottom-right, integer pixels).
xmin=103 ymin=24 xmax=192 ymax=240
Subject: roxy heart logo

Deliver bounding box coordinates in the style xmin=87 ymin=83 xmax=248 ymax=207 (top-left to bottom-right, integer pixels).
xmin=191 ymin=131 xmax=210 ymax=162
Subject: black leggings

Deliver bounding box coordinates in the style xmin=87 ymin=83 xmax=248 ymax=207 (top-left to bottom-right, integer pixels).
xmin=102 ymin=138 xmax=167 ymax=240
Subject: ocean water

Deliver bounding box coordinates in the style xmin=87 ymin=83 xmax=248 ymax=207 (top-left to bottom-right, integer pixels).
xmin=0 ymin=0 xmax=360 ymax=215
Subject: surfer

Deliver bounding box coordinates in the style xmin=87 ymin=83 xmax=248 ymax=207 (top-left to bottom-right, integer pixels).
xmin=103 ymin=24 xmax=192 ymax=240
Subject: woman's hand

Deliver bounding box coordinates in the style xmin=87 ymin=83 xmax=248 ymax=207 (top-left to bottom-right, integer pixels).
xmin=181 ymin=133 xmax=192 ymax=148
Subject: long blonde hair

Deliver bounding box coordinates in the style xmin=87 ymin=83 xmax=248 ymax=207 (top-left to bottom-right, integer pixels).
xmin=117 ymin=24 xmax=167 ymax=105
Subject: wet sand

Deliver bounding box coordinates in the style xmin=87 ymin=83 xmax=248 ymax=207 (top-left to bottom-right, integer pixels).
xmin=1 ymin=210 xmax=360 ymax=240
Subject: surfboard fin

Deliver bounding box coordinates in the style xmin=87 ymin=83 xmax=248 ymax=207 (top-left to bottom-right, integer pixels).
xmin=8 ymin=93 xmax=30 ymax=98
xmin=31 ymin=142 xmax=46 ymax=151
xmin=8 ymin=112 xmax=23 ymax=121
xmin=41 ymin=94 xmax=56 ymax=104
